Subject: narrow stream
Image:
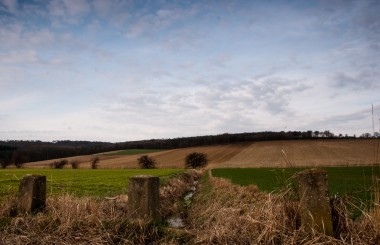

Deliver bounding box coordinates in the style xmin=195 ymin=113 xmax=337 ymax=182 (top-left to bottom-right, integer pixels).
xmin=166 ymin=180 xmax=198 ymax=229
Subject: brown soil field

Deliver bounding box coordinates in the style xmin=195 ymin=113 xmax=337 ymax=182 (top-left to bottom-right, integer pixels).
xmin=24 ymin=139 xmax=380 ymax=169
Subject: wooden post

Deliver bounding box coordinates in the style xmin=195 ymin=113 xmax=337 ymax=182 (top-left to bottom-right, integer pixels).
xmin=128 ymin=175 xmax=160 ymax=222
xmin=18 ymin=175 xmax=46 ymax=214
xmin=296 ymin=169 xmax=334 ymax=236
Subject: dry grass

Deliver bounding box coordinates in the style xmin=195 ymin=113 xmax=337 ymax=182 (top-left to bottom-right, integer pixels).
xmin=0 ymin=171 xmax=201 ymax=245
xmin=188 ymin=174 xmax=380 ymax=244
xmin=160 ymin=170 xmax=202 ymax=218
xmin=1 ymin=169 xmax=379 ymax=244
xmin=370 ymin=171 xmax=380 ymax=237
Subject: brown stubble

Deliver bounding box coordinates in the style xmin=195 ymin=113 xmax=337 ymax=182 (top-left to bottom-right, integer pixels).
xmin=187 ymin=174 xmax=380 ymax=244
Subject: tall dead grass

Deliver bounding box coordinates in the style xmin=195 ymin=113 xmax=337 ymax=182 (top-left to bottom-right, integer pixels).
xmin=371 ymin=167 xmax=380 ymax=236
xmin=0 ymin=171 xmax=201 ymax=245
xmin=188 ymin=174 xmax=380 ymax=244
xmin=1 ymin=169 xmax=379 ymax=244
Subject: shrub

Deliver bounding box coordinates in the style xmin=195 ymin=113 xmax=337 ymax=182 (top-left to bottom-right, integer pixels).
xmin=70 ymin=160 xmax=80 ymax=169
xmin=50 ymin=159 xmax=68 ymax=169
xmin=137 ymin=155 xmax=156 ymax=169
xmin=91 ymin=157 xmax=100 ymax=169
xmin=185 ymin=152 xmax=208 ymax=169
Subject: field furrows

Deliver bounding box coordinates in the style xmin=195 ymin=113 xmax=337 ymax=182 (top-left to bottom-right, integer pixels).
xmin=24 ymin=139 xmax=379 ymax=169
xmin=222 ymin=139 xmax=378 ymax=168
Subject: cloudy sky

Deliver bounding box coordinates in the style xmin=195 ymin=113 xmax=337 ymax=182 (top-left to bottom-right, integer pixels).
xmin=0 ymin=0 xmax=379 ymax=142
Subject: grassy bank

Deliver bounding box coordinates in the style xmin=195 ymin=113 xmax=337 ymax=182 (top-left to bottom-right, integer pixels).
xmin=187 ymin=172 xmax=380 ymax=244
xmin=212 ymin=166 xmax=380 ymax=205
xmin=0 ymin=171 xmax=201 ymax=244
xmin=1 ymin=168 xmax=379 ymax=244
xmin=0 ymin=169 xmax=182 ymax=197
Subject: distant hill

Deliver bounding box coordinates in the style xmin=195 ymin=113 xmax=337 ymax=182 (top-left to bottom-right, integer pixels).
xmin=25 ymin=139 xmax=379 ymax=169
xmin=0 ymin=130 xmax=367 ymax=168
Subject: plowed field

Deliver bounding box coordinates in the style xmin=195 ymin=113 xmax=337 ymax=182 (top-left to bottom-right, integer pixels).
xmin=24 ymin=139 xmax=379 ymax=169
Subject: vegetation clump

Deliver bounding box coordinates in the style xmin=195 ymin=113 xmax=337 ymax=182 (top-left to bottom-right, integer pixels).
xmin=185 ymin=152 xmax=208 ymax=169
xmin=137 ymin=155 xmax=156 ymax=169
xmin=90 ymin=157 xmax=99 ymax=169
xmin=50 ymin=159 xmax=68 ymax=169
xmin=70 ymin=160 xmax=80 ymax=169
xmin=0 ymin=160 xmax=7 ymax=169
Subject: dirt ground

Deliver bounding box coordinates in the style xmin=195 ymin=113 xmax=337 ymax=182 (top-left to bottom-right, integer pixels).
xmin=24 ymin=139 xmax=380 ymax=169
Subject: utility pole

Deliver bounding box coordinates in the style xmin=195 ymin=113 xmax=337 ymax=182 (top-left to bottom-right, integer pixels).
xmin=372 ymin=104 xmax=375 ymax=138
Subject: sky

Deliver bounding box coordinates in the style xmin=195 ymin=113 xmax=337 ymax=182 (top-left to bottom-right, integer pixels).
xmin=0 ymin=0 xmax=379 ymax=142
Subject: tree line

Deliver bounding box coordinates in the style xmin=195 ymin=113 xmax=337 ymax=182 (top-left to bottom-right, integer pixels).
xmin=0 ymin=130 xmax=371 ymax=168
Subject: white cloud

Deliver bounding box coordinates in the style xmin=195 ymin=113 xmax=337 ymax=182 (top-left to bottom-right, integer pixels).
xmin=0 ymin=50 xmax=39 ymax=64
xmin=0 ymin=0 xmax=379 ymax=141
xmin=48 ymin=0 xmax=66 ymax=17
xmin=46 ymin=0 xmax=91 ymax=26
xmin=332 ymin=70 xmax=379 ymax=90
xmin=124 ymin=3 xmax=200 ymax=38
xmin=94 ymin=75 xmax=312 ymax=140
xmin=62 ymin=0 xmax=90 ymax=16
xmin=0 ymin=0 xmax=17 ymax=13
xmin=48 ymin=0 xmax=90 ymax=17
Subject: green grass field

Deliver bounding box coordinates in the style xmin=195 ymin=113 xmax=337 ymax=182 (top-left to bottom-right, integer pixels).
xmin=212 ymin=166 xmax=380 ymax=204
xmin=105 ymin=149 xmax=163 ymax=156
xmin=0 ymin=169 xmax=182 ymax=198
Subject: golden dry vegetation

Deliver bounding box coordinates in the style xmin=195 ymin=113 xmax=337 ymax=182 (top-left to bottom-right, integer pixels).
xmin=24 ymin=139 xmax=379 ymax=169
xmin=188 ymin=173 xmax=380 ymax=244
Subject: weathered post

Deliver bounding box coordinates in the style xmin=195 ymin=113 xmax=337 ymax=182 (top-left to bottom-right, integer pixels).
xmin=18 ymin=175 xmax=46 ymax=214
xmin=374 ymin=177 xmax=380 ymax=225
xmin=128 ymin=175 xmax=160 ymax=222
xmin=296 ymin=169 xmax=333 ymax=236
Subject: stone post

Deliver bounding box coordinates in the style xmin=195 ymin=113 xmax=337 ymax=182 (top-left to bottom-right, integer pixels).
xmin=296 ymin=169 xmax=333 ymax=236
xmin=18 ymin=175 xmax=46 ymax=214
xmin=128 ymin=175 xmax=160 ymax=222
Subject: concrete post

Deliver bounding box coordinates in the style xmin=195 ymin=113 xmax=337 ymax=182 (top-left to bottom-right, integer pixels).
xmin=128 ymin=175 xmax=160 ymax=222
xmin=296 ymin=169 xmax=334 ymax=236
xmin=18 ymin=175 xmax=46 ymax=214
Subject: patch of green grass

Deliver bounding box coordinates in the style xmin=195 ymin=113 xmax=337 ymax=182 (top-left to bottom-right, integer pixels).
xmin=198 ymin=170 xmax=212 ymax=198
xmin=212 ymin=168 xmax=295 ymax=191
xmin=212 ymin=166 xmax=380 ymax=205
xmin=0 ymin=169 xmax=182 ymax=198
xmin=105 ymin=149 xmax=163 ymax=156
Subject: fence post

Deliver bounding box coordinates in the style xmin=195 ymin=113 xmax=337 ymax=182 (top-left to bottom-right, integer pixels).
xmin=128 ymin=175 xmax=160 ymax=222
xmin=18 ymin=174 xmax=46 ymax=214
xmin=296 ymin=169 xmax=334 ymax=236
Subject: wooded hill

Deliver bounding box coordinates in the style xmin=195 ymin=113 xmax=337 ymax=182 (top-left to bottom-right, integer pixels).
xmin=0 ymin=130 xmax=362 ymax=168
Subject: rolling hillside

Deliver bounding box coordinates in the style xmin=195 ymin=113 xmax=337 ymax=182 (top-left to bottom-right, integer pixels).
xmin=24 ymin=139 xmax=380 ymax=169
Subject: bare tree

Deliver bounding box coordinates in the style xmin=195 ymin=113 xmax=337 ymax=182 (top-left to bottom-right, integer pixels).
xmin=185 ymin=152 xmax=208 ymax=169
xmin=91 ymin=156 xmax=100 ymax=169
xmin=50 ymin=159 xmax=68 ymax=169
xmin=137 ymin=155 xmax=156 ymax=169
xmin=71 ymin=160 xmax=80 ymax=169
